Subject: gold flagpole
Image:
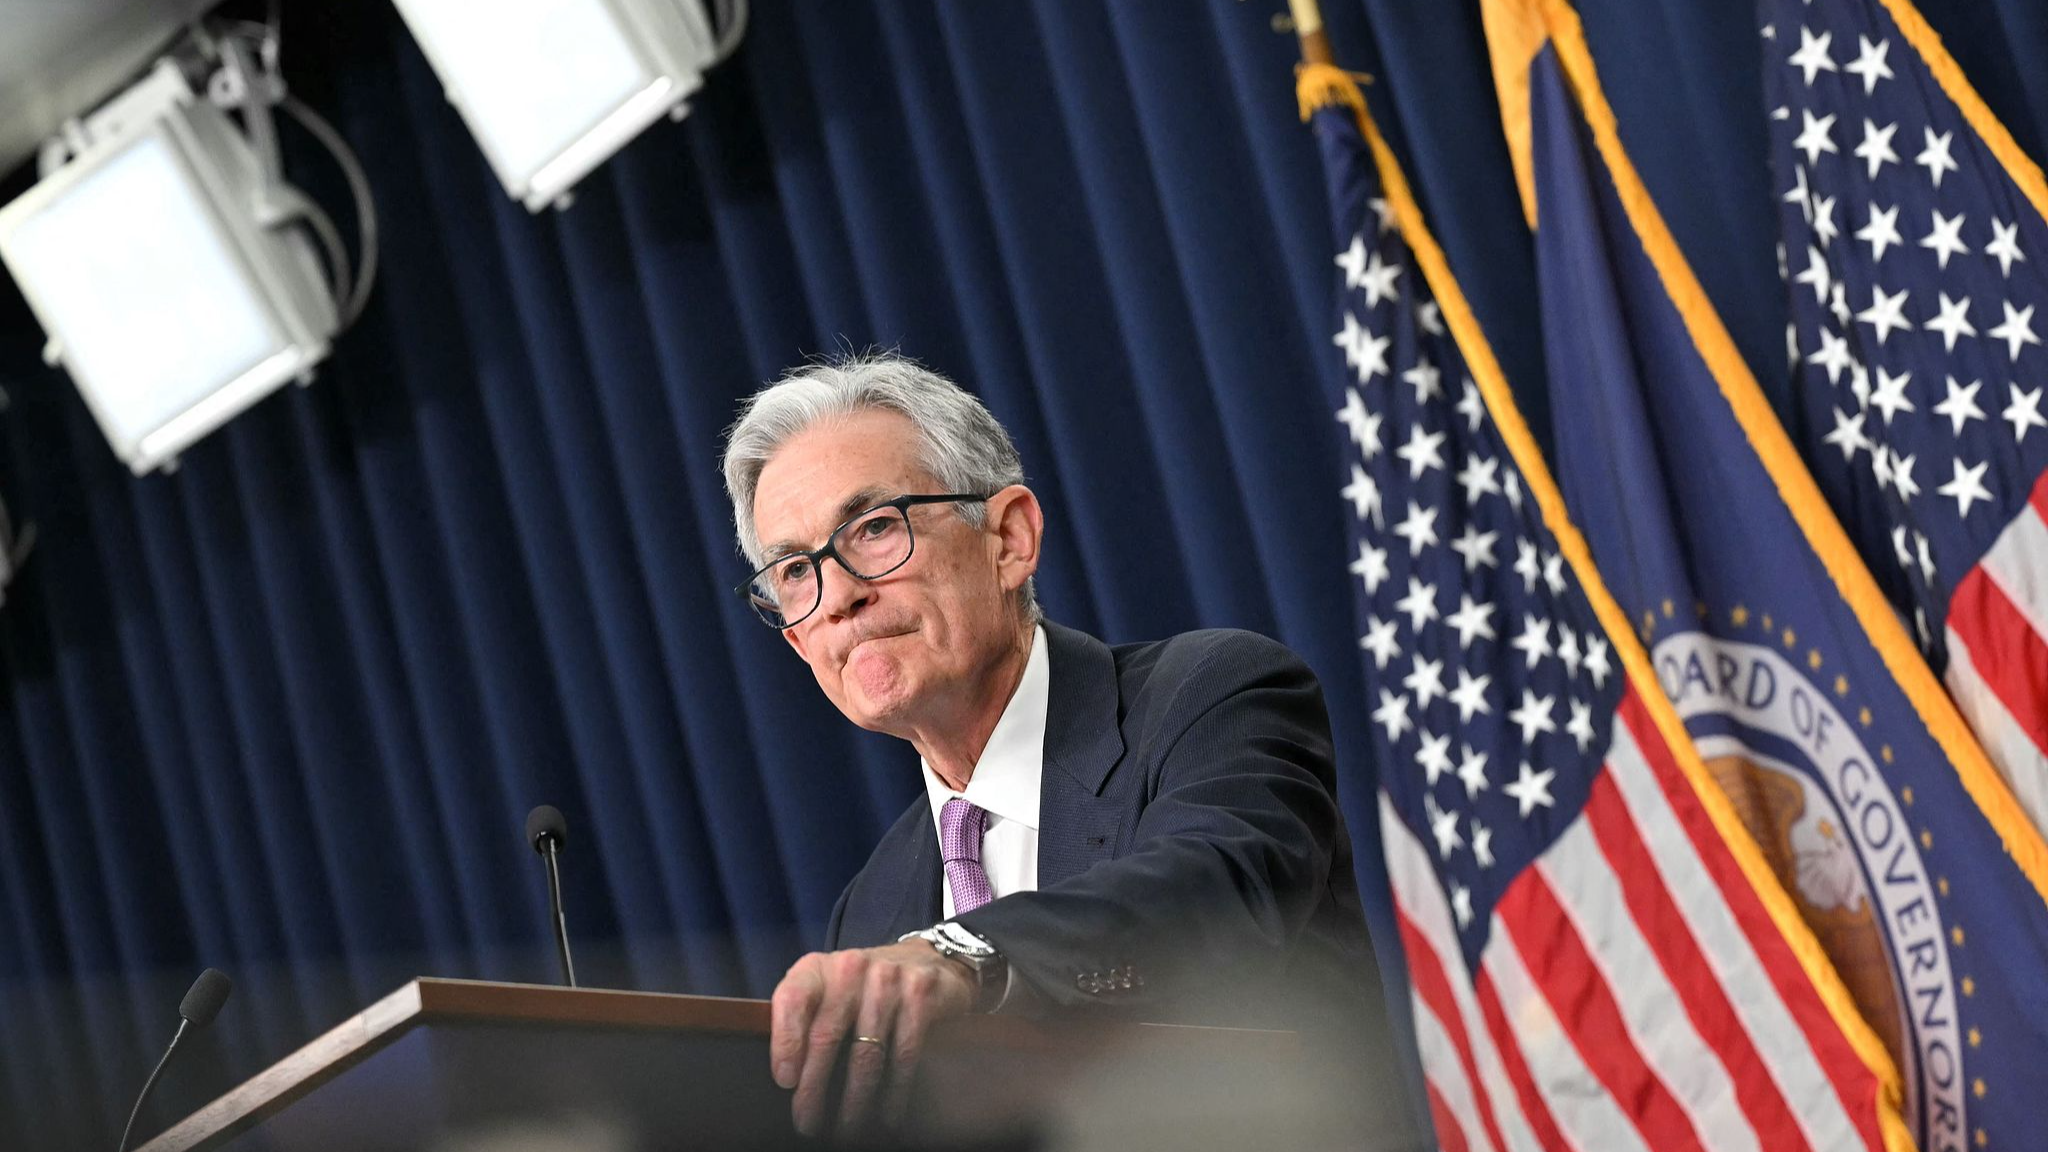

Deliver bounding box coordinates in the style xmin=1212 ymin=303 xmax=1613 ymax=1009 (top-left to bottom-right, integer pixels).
xmin=1289 ymin=0 xmax=1334 ymax=65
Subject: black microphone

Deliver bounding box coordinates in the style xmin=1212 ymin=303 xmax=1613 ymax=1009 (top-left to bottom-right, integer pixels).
xmin=526 ymin=804 xmax=578 ymax=988
xmin=118 ymin=968 xmax=232 ymax=1152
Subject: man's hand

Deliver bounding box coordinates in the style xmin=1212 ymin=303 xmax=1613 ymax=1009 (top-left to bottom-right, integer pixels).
xmin=769 ymin=938 xmax=978 ymax=1136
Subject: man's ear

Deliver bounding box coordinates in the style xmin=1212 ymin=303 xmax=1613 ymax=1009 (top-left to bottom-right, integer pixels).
xmin=987 ymin=485 xmax=1043 ymax=595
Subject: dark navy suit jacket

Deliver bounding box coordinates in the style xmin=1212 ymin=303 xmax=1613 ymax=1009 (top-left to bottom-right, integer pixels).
xmin=823 ymin=622 xmax=1417 ymax=1138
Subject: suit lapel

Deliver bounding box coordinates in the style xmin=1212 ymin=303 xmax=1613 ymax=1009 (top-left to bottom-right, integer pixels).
xmin=884 ymin=818 xmax=943 ymax=940
xmin=1036 ymin=622 xmax=1129 ymax=888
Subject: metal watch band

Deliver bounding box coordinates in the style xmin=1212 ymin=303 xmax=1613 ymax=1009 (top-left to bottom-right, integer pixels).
xmin=901 ymin=923 xmax=1007 ymax=1011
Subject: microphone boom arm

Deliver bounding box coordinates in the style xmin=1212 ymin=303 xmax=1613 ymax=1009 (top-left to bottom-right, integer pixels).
xmin=542 ymin=835 xmax=576 ymax=988
xmin=117 ymin=1018 xmax=189 ymax=1152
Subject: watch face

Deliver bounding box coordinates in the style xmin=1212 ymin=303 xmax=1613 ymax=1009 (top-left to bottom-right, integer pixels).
xmin=936 ymin=922 xmax=995 ymax=957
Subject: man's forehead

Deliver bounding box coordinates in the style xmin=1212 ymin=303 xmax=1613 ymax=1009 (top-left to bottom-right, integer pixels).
xmin=753 ymin=412 xmax=927 ymax=548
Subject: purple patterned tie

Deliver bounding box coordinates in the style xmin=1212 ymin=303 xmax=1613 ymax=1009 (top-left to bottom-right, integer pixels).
xmin=939 ymin=798 xmax=995 ymax=914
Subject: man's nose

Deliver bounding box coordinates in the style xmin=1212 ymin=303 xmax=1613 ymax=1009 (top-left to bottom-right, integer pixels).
xmin=815 ymin=558 xmax=872 ymax=621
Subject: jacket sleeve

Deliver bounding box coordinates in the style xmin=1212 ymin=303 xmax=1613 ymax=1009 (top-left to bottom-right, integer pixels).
xmin=822 ymin=884 xmax=851 ymax=952
xmin=952 ymin=633 xmax=1343 ymax=1017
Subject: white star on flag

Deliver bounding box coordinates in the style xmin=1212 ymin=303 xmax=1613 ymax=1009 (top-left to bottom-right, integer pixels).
xmin=1405 ymin=655 xmax=1449 ymax=711
xmin=1789 ymin=26 xmax=1839 ymax=86
xmin=2004 ymin=384 xmax=2048 ymax=443
xmin=1794 ymin=109 xmax=1839 ymax=165
xmin=1503 ymin=760 xmax=1558 ymax=817
xmin=1508 ymin=689 xmax=1557 ymax=745
xmin=1855 ymin=205 xmax=1903 ymax=261
xmin=1425 ymin=793 xmax=1462 ymax=860
xmin=1341 ymin=464 xmax=1383 ymax=525
xmin=1869 ymin=366 xmax=1915 ymax=424
xmin=1918 ymin=209 xmax=1970 ymax=269
xmin=1334 ymin=234 xmax=1369 ymax=288
xmin=1924 ymin=293 xmax=1976 ymax=351
xmin=1448 ymin=668 xmax=1493 ymax=722
xmin=1417 ymin=730 xmax=1455 ymax=787
xmin=1358 ymin=251 xmax=1402 ymax=308
xmin=1825 ymin=407 xmax=1872 ymax=459
xmin=1509 ymin=614 xmax=1554 ymax=669
xmin=1856 ymin=284 xmax=1915 ymax=344
xmin=1936 ymin=457 xmax=1992 ymax=518
xmin=1445 ymin=594 xmax=1498 ymax=649
xmin=1845 ymin=34 xmax=1893 ymax=94
xmin=1359 ymin=615 xmax=1401 ymax=669
xmin=1456 ymin=744 xmax=1491 ymax=798
xmin=1932 ymin=377 xmax=1984 ymax=435
xmin=1396 ymin=425 xmax=1448 ymax=478
xmin=1449 ymin=524 xmax=1500 ymax=572
xmin=1853 ymin=118 xmax=1899 ymax=179
xmin=1372 ymin=688 xmax=1413 ymax=742
xmin=1349 ymin=540 xmax=1391 ymax=594
xmin=1335 ymin=387 xmax=1383 ymax=457
xmin=1456 ymin=455 xmax=1502 ymax=505
xmin=1402 ymin=358 xmax=1444 ymax=403
xmin=1395 ymin=576 xmax=1441 ymax=631
xmin=1985 ymin=218 xmax=2025 ymax=276
xmin=1393 ymin=501 xmax=1441 ymax=556
xmin=1566 ymin=699 xmax=1598 ymax=752
xmin=1584 ymin=636 xmax=1611 ymax=687
xmin=1915 ymin=126 xmax=1958 ymax=187
xmin=1988 ymin=301 xmax=2040 ymax=361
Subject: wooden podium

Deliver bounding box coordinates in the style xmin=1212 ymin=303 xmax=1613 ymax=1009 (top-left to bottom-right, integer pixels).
xmin=135 ymin=978 xmax=1301 ymax=1151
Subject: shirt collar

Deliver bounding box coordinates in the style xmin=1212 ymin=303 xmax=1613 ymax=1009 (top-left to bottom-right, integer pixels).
xmin=922 ymin=624 xmax=1048 ymax=832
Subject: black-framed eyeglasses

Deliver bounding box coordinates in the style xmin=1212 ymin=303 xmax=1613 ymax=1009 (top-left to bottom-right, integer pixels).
xmin=737 ymin=493 xmax=991 ymax=629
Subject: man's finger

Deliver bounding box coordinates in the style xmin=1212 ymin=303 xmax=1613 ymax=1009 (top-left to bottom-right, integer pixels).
xmin=791 ymin=950 xmax=866 ymax=1135
xmin=836 ymin=961 xmax=901 ymax=1133
xmin=882 ymin=963 xmax=941 ymax=1128
xmin=768 ymin=955 xmax=826 ymax=1090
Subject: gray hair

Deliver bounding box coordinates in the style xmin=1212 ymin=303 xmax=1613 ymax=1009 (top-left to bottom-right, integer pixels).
xmin=721 ymin=352 xmax=1040 ymax=621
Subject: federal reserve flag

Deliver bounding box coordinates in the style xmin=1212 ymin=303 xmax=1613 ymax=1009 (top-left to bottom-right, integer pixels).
xmin=1300 ymin=64 xmax=1897 ymax=1152
xmin=1480 ymin=1 xmax=2048 ymax=1148
xmin=1763 ymin=0 xmax=2048 ymax=839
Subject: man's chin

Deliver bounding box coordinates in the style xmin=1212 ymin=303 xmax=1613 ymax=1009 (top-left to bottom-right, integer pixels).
xmin=838 ymin=661 xmax=915 ymax=725
xmin=840 ymin=691 xmax=916 ymax=735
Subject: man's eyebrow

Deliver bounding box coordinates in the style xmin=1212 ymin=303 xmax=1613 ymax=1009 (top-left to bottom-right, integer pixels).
xmin=761 ymin=486 xmax=894 ymax=559
xmin=836 ymin=486 xmax=892 ymax=523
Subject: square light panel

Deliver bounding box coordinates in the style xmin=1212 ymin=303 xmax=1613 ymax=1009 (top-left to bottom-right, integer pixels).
xmin=392 ymin=0 xmax=712 ymax=210
xmin=0 ymin=64 xmax=336 ymax=474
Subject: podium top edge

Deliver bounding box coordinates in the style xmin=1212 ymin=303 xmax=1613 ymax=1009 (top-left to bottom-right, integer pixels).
xmin=408 ymin=977 xmax=773 ymax=1034
xmin=137 ymin=979 xmax=774 ymax=1152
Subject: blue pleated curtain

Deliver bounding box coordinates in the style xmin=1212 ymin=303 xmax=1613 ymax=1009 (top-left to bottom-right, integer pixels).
xmin=1 ymin=0 xmax=2045 ymax=1145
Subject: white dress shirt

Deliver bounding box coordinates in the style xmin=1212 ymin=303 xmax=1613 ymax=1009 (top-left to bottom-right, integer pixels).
xmin=921 ymin=624 xmax=1047 ymax=919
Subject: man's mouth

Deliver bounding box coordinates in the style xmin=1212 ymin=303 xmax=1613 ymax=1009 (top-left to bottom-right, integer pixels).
xmin=844 ymin=628 xmax=909 ymax=661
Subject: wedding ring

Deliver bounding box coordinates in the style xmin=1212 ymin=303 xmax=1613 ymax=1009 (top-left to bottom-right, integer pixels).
xmin=853 ymin=1035 xmax=886 ymax=1046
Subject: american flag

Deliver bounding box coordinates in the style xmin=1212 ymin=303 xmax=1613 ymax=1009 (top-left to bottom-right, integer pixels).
xmin=1302 ymin=68 xmax=1891 ymax=1152
xmin=1502 ymin=3 xmax=2048 ymax=1146
xmin=1766 ymin=0 xmax=2048 ymax=835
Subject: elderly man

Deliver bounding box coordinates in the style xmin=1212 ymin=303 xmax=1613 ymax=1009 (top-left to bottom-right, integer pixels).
xmin=721 ymin=353 xmax=1413 ymax=1140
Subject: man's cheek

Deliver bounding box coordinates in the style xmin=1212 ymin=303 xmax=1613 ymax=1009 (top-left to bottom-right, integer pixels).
xmin=810 ymin=661 xmax=849 ymax=712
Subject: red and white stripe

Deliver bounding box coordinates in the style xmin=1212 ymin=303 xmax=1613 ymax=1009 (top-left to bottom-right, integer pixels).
xmin=1943 ymin=466 xmax=2048 ymax=835
xmin=1379 ymin=687 xmax=1885 ymax=1152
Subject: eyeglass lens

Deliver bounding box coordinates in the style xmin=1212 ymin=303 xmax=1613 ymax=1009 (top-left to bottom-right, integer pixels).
xmin=749 ymin=506 xmax=914 ymax=627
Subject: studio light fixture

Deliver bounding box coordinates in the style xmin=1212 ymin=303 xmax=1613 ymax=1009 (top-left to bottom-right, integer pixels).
xmin=391 ymin=0 xmax=746 ymax=211
xmin=0 ymin=25 xmax=375 ymax=476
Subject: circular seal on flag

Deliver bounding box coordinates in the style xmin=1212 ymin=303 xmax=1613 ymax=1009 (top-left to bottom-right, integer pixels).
xmin=1653 ymin=630 xmax=1965 ymax=1142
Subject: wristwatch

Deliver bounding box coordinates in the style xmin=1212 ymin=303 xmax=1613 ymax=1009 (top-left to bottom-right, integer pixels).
xmin=901 ymin=921 xmax=1008 ymax=1012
